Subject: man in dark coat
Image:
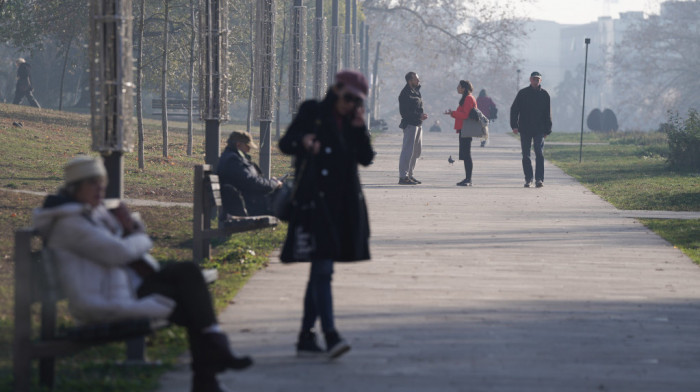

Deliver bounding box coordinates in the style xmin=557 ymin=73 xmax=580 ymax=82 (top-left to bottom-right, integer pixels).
xmin=397 ymin=71 xmax=428 ymax=185
xmin=510 ymin=71 xmax=552 ymax=188
xmin=13 ymin=58 xmax=41 ymax=108
xmin=279 ymin=69 xmax=374 ymax=361
xmin=216 ymin=131 xmax=281 ymax=216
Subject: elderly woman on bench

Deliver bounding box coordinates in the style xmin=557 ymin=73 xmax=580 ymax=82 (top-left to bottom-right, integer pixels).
xmin=32 ymin=155 xmax=250 ymax=392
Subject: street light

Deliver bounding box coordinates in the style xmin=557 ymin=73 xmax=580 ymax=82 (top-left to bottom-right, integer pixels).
xmin=579 ymin=38 xmax=591 ymax=163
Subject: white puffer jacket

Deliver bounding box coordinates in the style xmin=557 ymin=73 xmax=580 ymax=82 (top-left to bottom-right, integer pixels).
xmin=33 ymin=199 xmax=175 ymax=324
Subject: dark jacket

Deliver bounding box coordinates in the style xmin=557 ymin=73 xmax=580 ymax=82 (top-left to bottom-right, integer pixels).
xmin=16 ymin=63 xmax=32 ymax=92
xmin=278 ymin=90 xmax=375 ymax=263
xmin=510 ymin=85 xmax=552 ymax=136
xmin=216 ymin=146 xmax=278 ymax=215
xmin=398 ymin=83 xmax=424 ymax=127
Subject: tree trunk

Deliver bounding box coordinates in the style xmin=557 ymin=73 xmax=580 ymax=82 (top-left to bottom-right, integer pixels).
xmin=137 ymin=0 xmax=146 ymax=169
xmin=246 ymin=0 xmax=254 ymax=134
xmin=161 ymin=0 xmax=170 ymax=158
xmin=371 ymin=41 xmax=380 ymax=122
xmin=275 ymin=2 xmax=288 ymax=141
xmin=58 ymin=35 xmax=73 ymax=112
xmin=187 ymin=0 xmax=196 ymax=156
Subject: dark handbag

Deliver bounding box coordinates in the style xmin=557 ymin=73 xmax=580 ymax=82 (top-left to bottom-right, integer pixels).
xmin=271 ymin=180 xmax=294 ymax=221
xmin=271 ymin=159 xmax=308 ymax=221
xmin=280 ymin=192 xmax=340 ymax=262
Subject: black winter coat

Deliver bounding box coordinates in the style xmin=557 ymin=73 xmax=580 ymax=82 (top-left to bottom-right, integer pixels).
xmin=216 ymin=146 xmax=278 ymax=214
xmin=510 ymin=85 xmax=552 ymax=136
xmin=15 ymin=63 xmax=32 ymax=93
xmin=398 ymin=83 xmax=424 ymax=127
xmin=278 ymin=91 xmax=374 ymax=262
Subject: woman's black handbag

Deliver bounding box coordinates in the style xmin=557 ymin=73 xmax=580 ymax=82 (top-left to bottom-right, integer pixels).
xmin=271 ymin=159 xmax=309 ymax=221
xmin=271 ymin=180 xmax=294 ymax=221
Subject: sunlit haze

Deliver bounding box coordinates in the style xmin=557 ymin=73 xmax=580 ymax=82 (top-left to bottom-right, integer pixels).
xmin=527 ymin=0 xmax=660 ymax=24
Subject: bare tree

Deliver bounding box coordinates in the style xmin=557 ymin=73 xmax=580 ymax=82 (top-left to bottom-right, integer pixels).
xmin=363 ymin=0 xmax=530 ymax=64
xmin=361 ymin=0 xmax=531 ymax=123
xmin=136 ymin=0 xmax=146 ymax=169
xmin=161 ymin=0 xmax=170 ymax=158
xmin=613 ymin=2 xmax=700 ymax=129
xmin=187 ymin=0 xmax=196 ymax=156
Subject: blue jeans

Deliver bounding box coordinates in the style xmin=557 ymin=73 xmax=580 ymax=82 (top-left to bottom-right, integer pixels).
xmin=301 ymin=259 xmax=335 ymax=334
xmin=520 ymin=134 xmax=545 ymax=182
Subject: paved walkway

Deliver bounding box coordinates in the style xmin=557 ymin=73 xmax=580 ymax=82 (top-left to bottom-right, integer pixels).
xmin=157 ymin=130 xmax=700 ymax=392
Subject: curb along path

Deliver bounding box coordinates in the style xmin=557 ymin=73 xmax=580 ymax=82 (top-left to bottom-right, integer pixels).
xmin=157 ymin=130 xmax=700 ymax=392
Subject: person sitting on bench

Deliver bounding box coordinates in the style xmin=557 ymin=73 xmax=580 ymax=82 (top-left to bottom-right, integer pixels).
xmin=32 ymin=155 xmax=252 ymax=392
xmin=216 ymin=130 xmax=282 ymax=216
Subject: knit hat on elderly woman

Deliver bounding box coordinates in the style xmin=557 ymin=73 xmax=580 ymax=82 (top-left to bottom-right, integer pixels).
xmin=64 ymin=155 xmax=107 ymax=186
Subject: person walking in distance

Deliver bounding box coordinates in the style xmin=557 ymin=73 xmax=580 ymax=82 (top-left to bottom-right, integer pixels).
xmin=476 ymin=89 xmax=497 ymax=147
xmin=397 ymin=72 xmax=428 ymax=185
xmin=445 ymin=80 xmax=477 ymax=186
xmin=510 ymin=71 xmax=552 ymax=188
xmin=13 ymin=58 xmax=41 ymax=108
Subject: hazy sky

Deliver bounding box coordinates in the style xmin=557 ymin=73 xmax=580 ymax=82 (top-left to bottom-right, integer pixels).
xmin=527 ymin=0 xmax=660 ymax=24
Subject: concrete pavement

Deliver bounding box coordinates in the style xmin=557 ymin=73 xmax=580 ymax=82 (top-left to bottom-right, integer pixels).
xmin=156 ymin=130 xmax=700 ymax=392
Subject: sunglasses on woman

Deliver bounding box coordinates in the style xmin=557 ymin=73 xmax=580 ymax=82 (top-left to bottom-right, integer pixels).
xmin=342 ymin=93 xmax=363 ymax=106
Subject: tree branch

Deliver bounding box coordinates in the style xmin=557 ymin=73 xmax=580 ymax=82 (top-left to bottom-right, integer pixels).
xmin=363 ymin=5 xmax=476 ymax=47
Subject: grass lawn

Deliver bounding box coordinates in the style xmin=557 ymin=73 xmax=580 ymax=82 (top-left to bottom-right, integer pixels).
xmin=0 ymin=104 xmax=288 ymax=391
xmin=542 ymin=131 xmax=700 ymax=264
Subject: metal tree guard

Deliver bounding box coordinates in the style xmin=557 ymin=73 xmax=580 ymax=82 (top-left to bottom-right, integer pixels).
xmin=199 ymin=0 xmax=229 ymax=168
xmin=352 ymin=0 xmax=359 ymax=69
xmin=255 ymin=0 xmax=276 ymax=178
xmin=90 ymin=0 xmax=134 ymax=200
xmin=328 ymin=0 xmax=340 ymax=86
xmin=343 ymin=0 xmax=352 ymax=69
xmin=362 ymin=24 xmax=370 ymax=79
xmin=579 ymin=38 xmax=591 ymax=163
xmin=313 ymin=0 xmax=326 ymax=98
xmin=289 ymin=0 xmax=306 ymax=115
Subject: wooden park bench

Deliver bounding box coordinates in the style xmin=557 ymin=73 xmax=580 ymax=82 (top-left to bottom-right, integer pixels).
xmin=192 ymin=164 xmax=278 ymax=262
xmin=12 ymin=229 xmax=170 ymax=392
xmin=151 ymin=98 xmax=200 ymax=118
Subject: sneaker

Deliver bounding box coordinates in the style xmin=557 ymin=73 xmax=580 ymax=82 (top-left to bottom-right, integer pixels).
xmin=524 ymin=180 xmax=533 ymax=188
xmin=535 ymin=180 xmax=544 ymax=188
xmin=296 ymin=330 xmax=325 ymax=358
xmin=409 ymin=176 xmax=422 ymax=184
xmin=325 ymin=331 xmax=351 ymax=360
xmin=456 ymin=179 xmax=472 ymax=186
xmin=398 ymin=177 xmax=416 ymax=185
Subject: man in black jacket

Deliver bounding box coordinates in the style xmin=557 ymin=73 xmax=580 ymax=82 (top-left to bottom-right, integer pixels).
xmin=397 ymin=71 xmax=428 ymax=185
xmin=510 ymin=71 xmax=552 ymax=188
xmin=216 ymin=131 xmax=282 ymax=216
xmin=12 ymin=58 xmax=40 ymax=108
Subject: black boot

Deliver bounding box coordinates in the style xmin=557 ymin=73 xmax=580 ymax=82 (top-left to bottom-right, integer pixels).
xmin=189 ymin=332 xmax=230 ymax=392
xmin=191 ymin=371 xmax=231 ymax=392
xmin=202 ymin=332 xmax=253 ymax=370
xmin=296 ymin=330 xmax=324 ymax=357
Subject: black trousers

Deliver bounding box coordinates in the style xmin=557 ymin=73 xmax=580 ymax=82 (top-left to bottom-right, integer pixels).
xmin=137 ymin=262 xmax=217 ymax=331
xmin=458 ymin=135 xmax=473 ymax=180
xmin=13 ymin=85 xmax=40 ymax=108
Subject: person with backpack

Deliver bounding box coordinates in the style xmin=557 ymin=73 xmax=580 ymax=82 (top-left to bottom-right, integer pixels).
xmin=476 ymin=89 xmax=497 ymax=147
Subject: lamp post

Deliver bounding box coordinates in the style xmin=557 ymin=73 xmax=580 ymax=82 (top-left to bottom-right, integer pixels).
xmin=579 ymin=38 xmax=591 ymax=163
